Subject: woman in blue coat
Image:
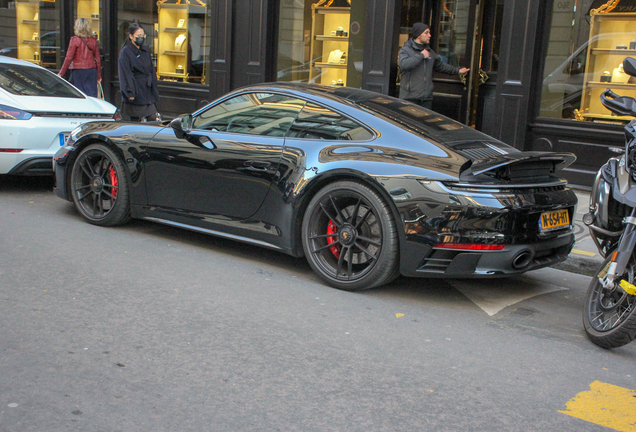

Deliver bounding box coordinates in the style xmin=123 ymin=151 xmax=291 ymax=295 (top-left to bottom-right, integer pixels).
xmin=118 ymin=23 xmax=159 ymax=121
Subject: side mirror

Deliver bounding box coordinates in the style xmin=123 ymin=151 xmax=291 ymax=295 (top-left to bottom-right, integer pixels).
xmin=170 ymin=114 xmax=193 ymax=139
xmin=624 ymin=57 xmax=636 ymax=77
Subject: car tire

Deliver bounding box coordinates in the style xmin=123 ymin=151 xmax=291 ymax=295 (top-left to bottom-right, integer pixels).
xmin=302 ymin=180 xmax=400 ymax=291
xmin=70 ymin=143 xmax=131 ymax=226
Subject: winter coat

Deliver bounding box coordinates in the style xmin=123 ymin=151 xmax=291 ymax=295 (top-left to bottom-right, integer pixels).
xmin=118 ymin=43 xmax=159 ymax=106
xmin=59 ymin=36 xmax=101 ymax=80
xmin=398 ymin=38 xmax=459 ymax=102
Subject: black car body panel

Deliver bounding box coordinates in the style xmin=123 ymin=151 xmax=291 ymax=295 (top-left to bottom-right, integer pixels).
xmin=54 ymin=83 xmax=577 ymax=279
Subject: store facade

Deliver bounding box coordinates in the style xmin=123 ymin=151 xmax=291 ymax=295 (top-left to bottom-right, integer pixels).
xmin=0 ymin=0 xmax=631 ymax=187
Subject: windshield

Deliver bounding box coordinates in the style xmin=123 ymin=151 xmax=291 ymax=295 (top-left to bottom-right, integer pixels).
xmin=0 ymin=63 xmax=84 ymax=98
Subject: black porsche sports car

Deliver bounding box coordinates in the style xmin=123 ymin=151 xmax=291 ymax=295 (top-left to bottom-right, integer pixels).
xmin=53 ymin=83 xmax=577 ymax=291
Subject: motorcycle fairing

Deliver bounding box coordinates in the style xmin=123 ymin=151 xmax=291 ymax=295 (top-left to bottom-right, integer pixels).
xmin=612 ymin=153 xmax=636 ymax=206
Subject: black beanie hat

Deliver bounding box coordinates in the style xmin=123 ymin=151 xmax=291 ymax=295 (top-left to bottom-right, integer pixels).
xmin=411 ymin=23 xmax=430 ymax=40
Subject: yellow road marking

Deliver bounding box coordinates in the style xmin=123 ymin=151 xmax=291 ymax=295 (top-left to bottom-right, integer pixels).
xmin=571 ymin=249 xmax=597 ymax=257
xmin=559 ymin=381 xmax=636 ymax=431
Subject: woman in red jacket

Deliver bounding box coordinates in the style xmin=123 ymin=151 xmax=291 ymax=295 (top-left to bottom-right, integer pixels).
xmin=58 ymin=18 xmax=101 ymax=97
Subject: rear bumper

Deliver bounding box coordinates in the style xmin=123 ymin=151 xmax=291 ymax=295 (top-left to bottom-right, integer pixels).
xmin=401 ymin=232 xmax=574 ymax=278
xmin=7 ymin=157 xmax=52 ymax=175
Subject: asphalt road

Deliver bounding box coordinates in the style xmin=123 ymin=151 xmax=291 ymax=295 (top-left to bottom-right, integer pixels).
xmin=0 ymin=176 xmax=634 ymax=432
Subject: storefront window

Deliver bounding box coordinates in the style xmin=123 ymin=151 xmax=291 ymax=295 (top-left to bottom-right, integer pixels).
xmin=539 ymin=0 xmax=636 ymax=124
xmin=0 ymin=0 xmax=61 ymax=70
xmin=276 ymin=0 xmax=366 ymax=88
xmin=74 ymin=0 xmax=103 ymax=41
xmin=117 ymin=0 xmax=210 ymax=84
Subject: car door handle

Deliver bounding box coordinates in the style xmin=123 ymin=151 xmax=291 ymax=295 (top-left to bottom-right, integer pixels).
xmin=244 ymin=160 xmax=271 ymax=171
xmin=198 ymin=136 xmax=216 ymax=150
xmin=188 ymin=135 xmax=216 ymax=149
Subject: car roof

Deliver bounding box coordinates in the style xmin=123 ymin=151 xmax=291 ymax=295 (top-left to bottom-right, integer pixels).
xmin=230 ymin=82 xmax=508 ymax=149
xmin=239 ymin=82 xmax=377 ymax=103
xmin=0 ymin=55 xmax=44 ymax=68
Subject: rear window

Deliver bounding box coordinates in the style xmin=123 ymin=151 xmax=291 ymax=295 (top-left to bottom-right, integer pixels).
xmin=0 ymin=63 xmax=84 ymax=98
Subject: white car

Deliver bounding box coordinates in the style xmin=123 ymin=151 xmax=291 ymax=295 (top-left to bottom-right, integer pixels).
xmin=0 ymin=55 xmax=117 ymax=175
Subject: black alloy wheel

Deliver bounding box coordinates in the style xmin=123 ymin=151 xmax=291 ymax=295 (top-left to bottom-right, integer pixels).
xmin=583 ymin=254 xmax=636 ymax=348
xmin=70 ymin=143 xmax=131 ymax=226
xmin=302 ymin=181 xmax=400 ymax=291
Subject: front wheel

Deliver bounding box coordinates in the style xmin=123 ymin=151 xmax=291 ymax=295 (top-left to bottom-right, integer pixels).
xmin=583 ymin=254 xmax=636 ymax=348
xmin=302 ymin=181 xmax=400 ymax=291
xmin=70 ymin=143 xmax=131 ymax=226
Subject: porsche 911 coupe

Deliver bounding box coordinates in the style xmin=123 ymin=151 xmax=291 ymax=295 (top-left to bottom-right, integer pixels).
xmin=53 ymin=83 xmax=577 ymax=291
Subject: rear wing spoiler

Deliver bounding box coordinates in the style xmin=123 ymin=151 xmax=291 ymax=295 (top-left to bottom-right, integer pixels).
xmin=468 ymin=151 xmax=576 ymax=176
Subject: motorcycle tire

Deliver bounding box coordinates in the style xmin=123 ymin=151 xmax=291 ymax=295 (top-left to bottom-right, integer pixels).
xmin=583 ymin=254 xmax=636 ymax=349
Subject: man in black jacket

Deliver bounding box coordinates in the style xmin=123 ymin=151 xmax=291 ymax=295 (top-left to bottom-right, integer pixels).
xmin=398 ymin=23 xmax=469 ymax=109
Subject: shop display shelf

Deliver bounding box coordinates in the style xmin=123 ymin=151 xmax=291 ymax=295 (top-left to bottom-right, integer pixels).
xmin=315 ymin=35 xmax=348 ymax=42
xmin=586 ymin=81 xmax=636 ymax=90
xmin=314 ymin=62 xmax=347 ymax=69
xmin=591 ymin=48 xmax=636 ymax=56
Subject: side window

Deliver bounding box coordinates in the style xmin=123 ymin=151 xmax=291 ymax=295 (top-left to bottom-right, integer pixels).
xmin=286 ymin=103 xmax=374 ymax=141
xmin=192 ymin=93 xmax=305 ymax=137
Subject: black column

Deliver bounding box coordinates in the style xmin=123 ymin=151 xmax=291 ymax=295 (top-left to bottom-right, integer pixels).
xmin=209 ymin=0 xmax=233 ymax=99
xmin=491 ymin=0 xmax=542 ymax=150
xmin=361 ymin=0 xmax=401 ymax=95
xmin=229 ymin=0 xmax=276 ymax=91
xmin=100 ymin=0 xmax=116 ymax=102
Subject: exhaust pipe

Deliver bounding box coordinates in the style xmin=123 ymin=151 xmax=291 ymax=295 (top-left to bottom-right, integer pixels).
xmin=512 ymin=251 xmax=533 ymax=269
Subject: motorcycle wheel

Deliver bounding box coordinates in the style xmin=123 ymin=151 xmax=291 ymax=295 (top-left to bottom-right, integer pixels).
xmin=583 ymin=254 xmax=636 ymax=348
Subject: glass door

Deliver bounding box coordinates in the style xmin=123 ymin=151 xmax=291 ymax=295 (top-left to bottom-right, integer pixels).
xmin=442 ymin=0 xmax=503 ymax=128
xmin=467 ymin=0 xmax=503 ymax=130
xmin=396 ymin=0 xmax=502 ymax=129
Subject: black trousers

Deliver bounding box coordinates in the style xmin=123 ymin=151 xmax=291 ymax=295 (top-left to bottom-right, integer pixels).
xmin=123 ymin=102 xmax=158 ymax=122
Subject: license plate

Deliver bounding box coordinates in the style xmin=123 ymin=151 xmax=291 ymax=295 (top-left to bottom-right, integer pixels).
xmin=539 ymin=209 xmax=570 ymax=232
xmin=58 ymin=133 xmax=70 ymax=146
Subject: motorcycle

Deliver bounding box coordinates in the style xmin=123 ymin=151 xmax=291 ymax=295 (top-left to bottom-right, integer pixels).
xmin=583 ymin=57 xmax=636 ymax=349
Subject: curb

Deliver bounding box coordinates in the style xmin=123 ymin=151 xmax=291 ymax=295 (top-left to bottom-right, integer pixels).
xmin=551 ymin=254 xmax=600 ymax=278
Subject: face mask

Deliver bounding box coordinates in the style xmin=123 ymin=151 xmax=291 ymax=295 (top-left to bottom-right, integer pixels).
xmin=134 ymin=36 xmax=145 ymax=46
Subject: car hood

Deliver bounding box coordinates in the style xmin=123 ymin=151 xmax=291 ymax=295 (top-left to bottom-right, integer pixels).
xmin=0 ymin=93 xmax=116 ymax=114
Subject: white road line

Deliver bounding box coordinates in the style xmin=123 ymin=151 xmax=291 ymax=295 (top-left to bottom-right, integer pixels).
xmin=447 ymin=277 xmax=568 ymax=316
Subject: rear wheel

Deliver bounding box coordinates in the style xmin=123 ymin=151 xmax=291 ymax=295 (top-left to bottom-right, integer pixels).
xmin=70 ymin=144 xmax=131 ymax=226
xmin=583 ymin=254 xmax=636 ymax=348
xmin=302 ymin=181 xmax=399 ymax=291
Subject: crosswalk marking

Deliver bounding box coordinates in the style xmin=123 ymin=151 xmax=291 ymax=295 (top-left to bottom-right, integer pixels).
xmin=560 ymin=381 xmax=636 ymax=431
xmin=447 ymin=278 xmax=566 ymax=316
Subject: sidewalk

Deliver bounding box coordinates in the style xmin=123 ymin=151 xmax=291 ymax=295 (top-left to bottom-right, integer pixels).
xmin=550 ymin=188 xmax=603 ymax=276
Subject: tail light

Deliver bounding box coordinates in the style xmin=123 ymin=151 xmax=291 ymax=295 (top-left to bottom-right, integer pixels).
xmin=434 ymin=243 xmax=505 ymax=251
xmin=0 ymin=104 xmax=32 ymax=120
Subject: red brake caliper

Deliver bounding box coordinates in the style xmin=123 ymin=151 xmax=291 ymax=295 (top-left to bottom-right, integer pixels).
xmin=109 ymin=166 xmax=118 ymax=199
xmin=327 ymin=220 xmax=340 ymax=258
